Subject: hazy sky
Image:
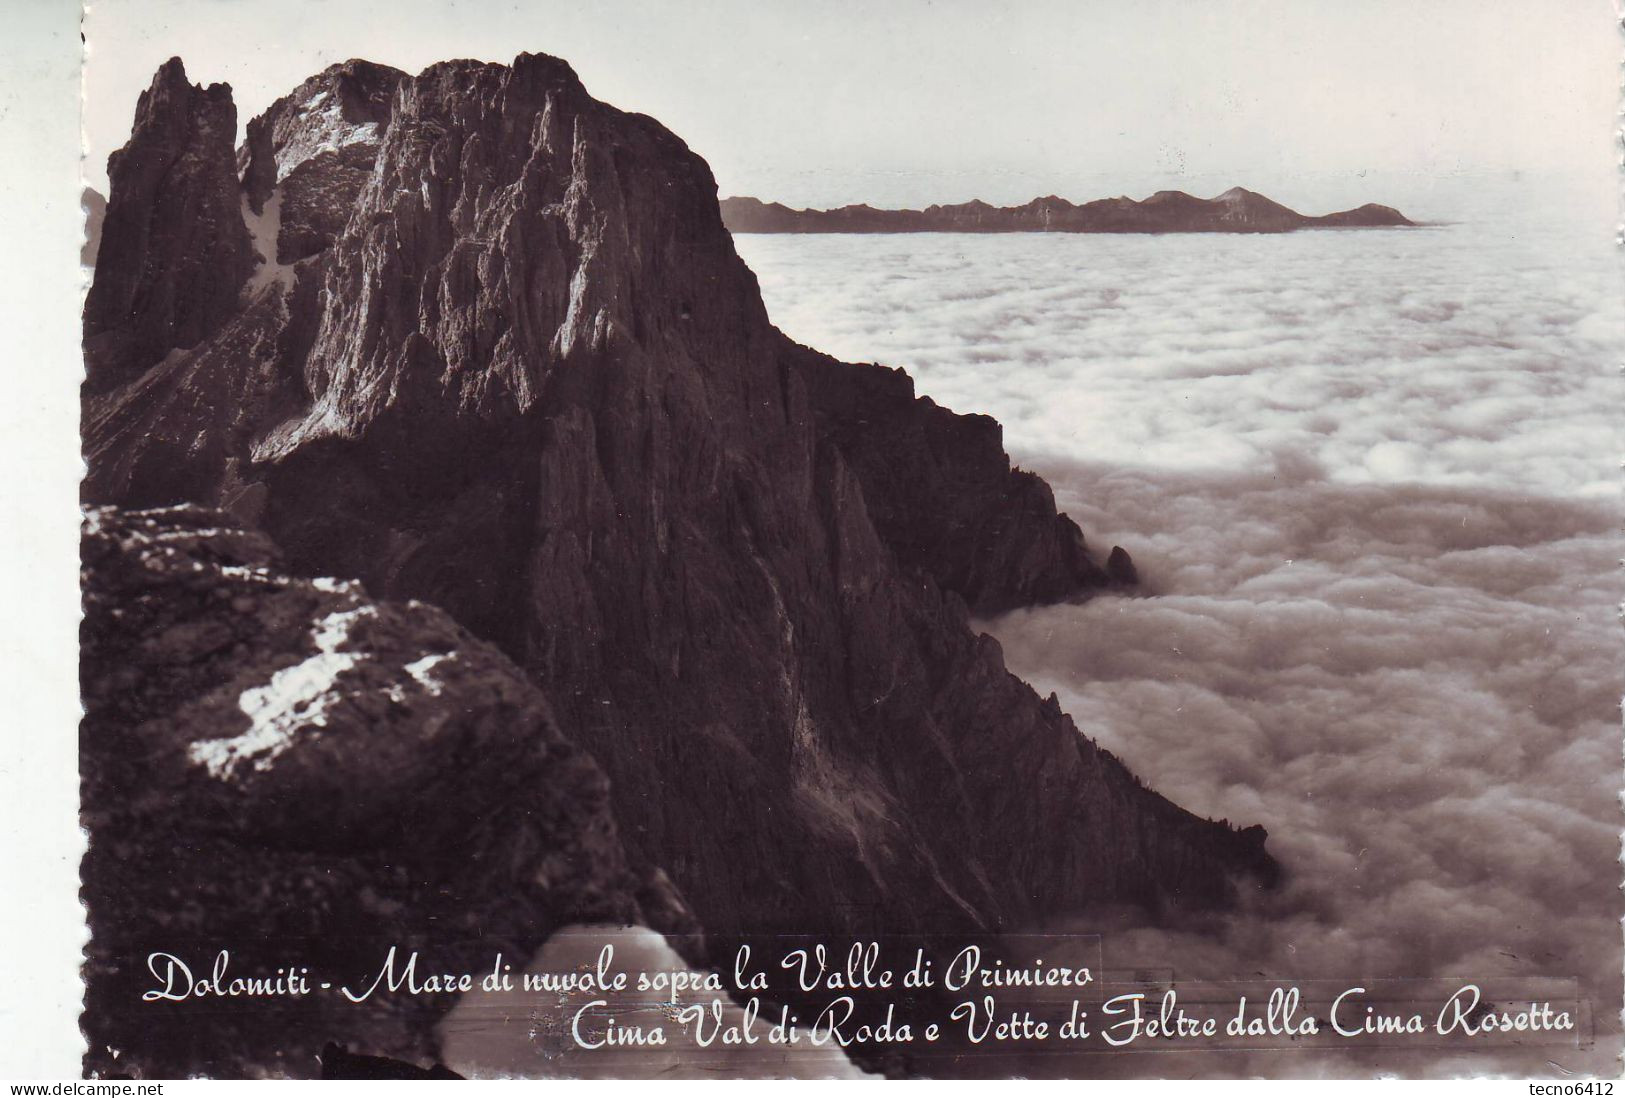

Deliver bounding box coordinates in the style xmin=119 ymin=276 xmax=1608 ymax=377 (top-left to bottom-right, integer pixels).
xmin=82 ymin=0 xmax=1618 ymax=208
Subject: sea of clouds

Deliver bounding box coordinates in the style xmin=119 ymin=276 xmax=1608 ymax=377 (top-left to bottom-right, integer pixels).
xmin=735 ymin=179 xmax=1623 ymax=1076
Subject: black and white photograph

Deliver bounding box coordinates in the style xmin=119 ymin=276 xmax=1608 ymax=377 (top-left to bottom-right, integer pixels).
xmin=1 ymin=0 xmax=1620 ymax=1084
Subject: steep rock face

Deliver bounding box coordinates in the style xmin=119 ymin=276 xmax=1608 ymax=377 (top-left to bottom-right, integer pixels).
xmin=783 ymin=341 xmax=1115 ymax=612
xmin=83 ymin=54 xmax=1278 ymax=971
xmin=83 ymin=59 xmax=254 ymax=393
xmin=81 ymin=264 xmax=315 ymax=508
xmin=720 ymin=187 xmax=1414 ymax=234
xmin=83 ymin=63 xmax=409 ymax=508
xmin=81 ymin=505 xmax=691 ymax=1078
xmin=238 ymin=60 xmax=408 ymax=260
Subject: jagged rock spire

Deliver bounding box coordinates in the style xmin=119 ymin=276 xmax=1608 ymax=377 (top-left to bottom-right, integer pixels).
xmin=83 ymin=57 xmax=254 ymax=393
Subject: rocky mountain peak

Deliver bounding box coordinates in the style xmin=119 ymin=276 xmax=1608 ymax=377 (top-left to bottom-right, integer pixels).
xmin=239 ymin=58 xmax=408 ymax=215
xmin=251 ymin=48 xmax=757 ymax=461
xmin=83 ymin=56 xmax=253 ymax=393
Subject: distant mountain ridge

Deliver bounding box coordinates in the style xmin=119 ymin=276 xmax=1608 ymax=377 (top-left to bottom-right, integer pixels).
xmin=722 ymin=186 xmax=1413 ymax=234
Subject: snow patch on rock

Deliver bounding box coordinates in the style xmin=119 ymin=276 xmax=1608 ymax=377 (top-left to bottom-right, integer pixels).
xmin=404 ymin=652 xmax=454 ymax=696
xmin=218 ymin=564 xmax=277 ymax=584
xmin=189 ymin=605 xmax=376 ymax=779
xmin=274 ymin=93 xmax=380 ymax=183
xmin=243 ymin=191 xmax=296 ymax=295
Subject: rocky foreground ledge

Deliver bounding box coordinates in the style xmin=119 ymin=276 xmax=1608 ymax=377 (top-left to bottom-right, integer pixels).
xmin=81 ymin=505 xmax=696 ymax=1077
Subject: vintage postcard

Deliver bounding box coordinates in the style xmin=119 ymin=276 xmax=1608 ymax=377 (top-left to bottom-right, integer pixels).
xmin=37 ymin=0 xmax=1625 ymax=1082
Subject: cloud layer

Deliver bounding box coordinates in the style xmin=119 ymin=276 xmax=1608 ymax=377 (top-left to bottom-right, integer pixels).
xmin=742 ymin=185 xmax=1622 ymax=499
xmin=738 ymin=185 xmax=1622 ymax=1075
xmin=995 ymin=465 xmax=1619 ymax=1075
